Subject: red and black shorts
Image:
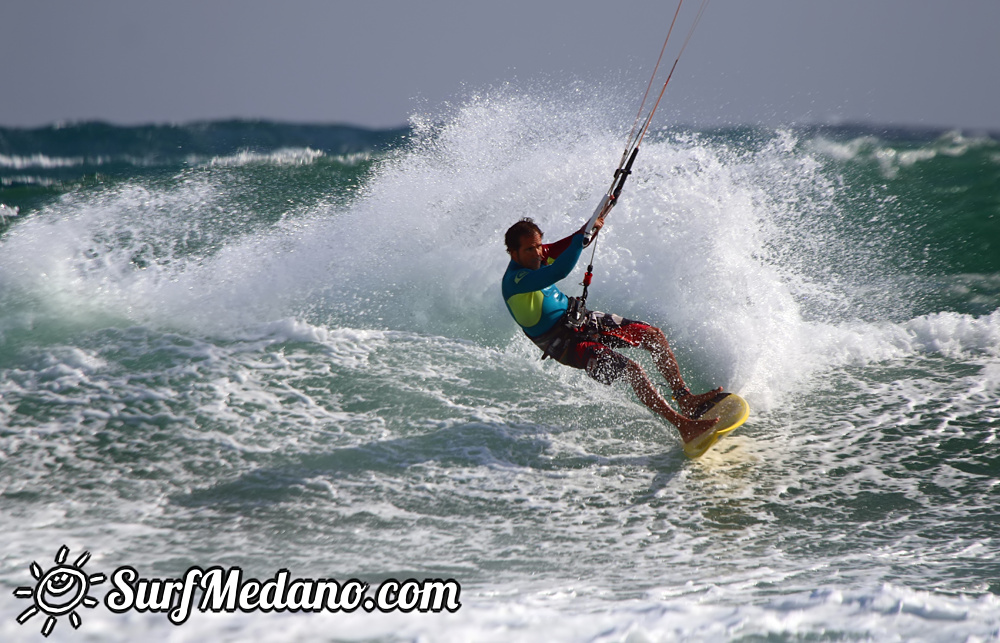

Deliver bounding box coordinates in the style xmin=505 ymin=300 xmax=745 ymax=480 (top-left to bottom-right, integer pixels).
xmin=529 ymin=312 xmax=651 ymax=385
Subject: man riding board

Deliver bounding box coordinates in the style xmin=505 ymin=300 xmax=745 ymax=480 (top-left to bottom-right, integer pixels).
xmin=501 ymin=215 xmax=721 ymax=449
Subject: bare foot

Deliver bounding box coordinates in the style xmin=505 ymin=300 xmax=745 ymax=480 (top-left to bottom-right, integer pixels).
xmin=677 ymin=415 xmax=720 ymax=444
xmin=676 ymin=387 xmax=725 ymax=417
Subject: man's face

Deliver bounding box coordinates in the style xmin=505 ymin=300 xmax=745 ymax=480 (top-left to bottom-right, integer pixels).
xmin=510 ymin=231 xmax=544 ymax=270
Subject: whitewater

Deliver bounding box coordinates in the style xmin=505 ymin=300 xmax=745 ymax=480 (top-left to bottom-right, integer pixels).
xmin=1 ymin=87 xmax=999 ymax=641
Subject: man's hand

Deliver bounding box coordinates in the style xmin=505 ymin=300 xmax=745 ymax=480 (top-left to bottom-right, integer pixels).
xmin=580 ymin=197 xmax=611 ymax=245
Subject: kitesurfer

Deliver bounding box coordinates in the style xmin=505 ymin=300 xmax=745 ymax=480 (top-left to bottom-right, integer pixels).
xmin=502 ymin=216 xmax=721 ymax=445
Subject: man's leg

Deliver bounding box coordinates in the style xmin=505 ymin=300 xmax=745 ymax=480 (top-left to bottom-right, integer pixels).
xmin=585 ymin=345 xmax=717 ymax=442
xmin=637 ymin=325 xmax=724 ymax=416
xmin=617 ymin=357 xmax=718 ymax=443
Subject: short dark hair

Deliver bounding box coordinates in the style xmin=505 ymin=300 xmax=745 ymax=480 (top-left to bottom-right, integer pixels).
xmin=505 ymin=218 xmax=543 ymax=253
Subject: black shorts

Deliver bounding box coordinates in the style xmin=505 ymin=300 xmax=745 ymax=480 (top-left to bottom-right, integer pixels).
xmin=529 ymin=311 xmax=650 ymax=385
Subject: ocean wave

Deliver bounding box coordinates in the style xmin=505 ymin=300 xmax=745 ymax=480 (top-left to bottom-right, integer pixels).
xmin=2 ymin=91 xmax=994 ymax=408
xmin=0 ymin=153 xmax=91 ymax=169
xmin=204 ymin=147 xmax=327 ymax=168
xmin=806 ymin=129 xmax=999 ymax=178
xmin=814 ymin=309 xmax=1000 ymax=370
xmin=900 ymin=309 xmax=1000 ymax=357
xmin=0 ymin=152 xmax=178 ymax=171
xmin=198 ymin=148 xmax=376 ymax=168
xmin=1 ymin=175 xmax=59 ymax=187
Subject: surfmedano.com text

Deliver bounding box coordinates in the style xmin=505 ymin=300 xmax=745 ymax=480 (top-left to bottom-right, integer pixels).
xmin=105 ymin=566 xmax=462 ymax=625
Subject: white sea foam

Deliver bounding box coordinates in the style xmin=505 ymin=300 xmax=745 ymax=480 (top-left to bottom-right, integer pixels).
xmin=204 ymin=147 xmax=327 ymax=167
xmin=0 ymin=153 xmax=90 ymax=169
xmin=807 ymin=129 xmax=997 ymax=179
xmin=806 ymin=134 xmax=881 ymax=162
xmin=0 ymin=203 xmax=20 ymax=224
xmin=1 ymin=175 xmax=59 ymax=187
xmin=0 ymin=580 xmax=996 ymax=642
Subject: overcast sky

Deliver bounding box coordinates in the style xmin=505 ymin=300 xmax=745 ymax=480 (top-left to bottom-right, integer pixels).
xmin=3 ymin=1 xmax=999 ymax=131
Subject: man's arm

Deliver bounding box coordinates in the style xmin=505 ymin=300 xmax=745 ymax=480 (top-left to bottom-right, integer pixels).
xmin=543 ymin=215 xmax=605 ymax=261
xmin=542 ymin=233 xmax=577 ymax=262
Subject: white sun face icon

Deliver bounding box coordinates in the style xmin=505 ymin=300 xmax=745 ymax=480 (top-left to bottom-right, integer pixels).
xmin=14 ymin=545 xmax=106 ymax=637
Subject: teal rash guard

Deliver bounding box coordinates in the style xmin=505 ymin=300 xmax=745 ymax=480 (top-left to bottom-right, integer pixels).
xmin=502 ymin=232 xmax=585 ymax=338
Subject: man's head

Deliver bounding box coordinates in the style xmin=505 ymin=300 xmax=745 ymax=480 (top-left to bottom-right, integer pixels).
xmin=505 ymin=218 xmax=545 ymax=270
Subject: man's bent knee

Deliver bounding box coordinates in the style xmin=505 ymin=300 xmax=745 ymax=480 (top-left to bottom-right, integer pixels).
xmin=585 ymin=348 xmax=632 ymax=385
xmin=640 ymin=325 xmax=669 ymax=348
xmin=621 ymin=358 xmax=647 ymax=383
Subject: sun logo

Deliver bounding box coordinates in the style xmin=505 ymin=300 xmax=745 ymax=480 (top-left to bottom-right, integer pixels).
xmin=13 ymin=545 xmax=106 ymax=637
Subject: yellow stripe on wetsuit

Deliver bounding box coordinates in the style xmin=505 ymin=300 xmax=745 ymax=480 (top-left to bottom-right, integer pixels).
xmin=504 ymin=257 xmax=555 ymax=329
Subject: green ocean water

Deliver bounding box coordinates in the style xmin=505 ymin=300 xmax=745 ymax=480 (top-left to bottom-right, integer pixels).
xmin=1 ymin=103 xmax=999 ymax=642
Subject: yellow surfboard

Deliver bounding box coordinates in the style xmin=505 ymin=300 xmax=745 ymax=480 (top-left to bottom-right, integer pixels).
xmin=682 ymin=392 xmax=750 ymax=458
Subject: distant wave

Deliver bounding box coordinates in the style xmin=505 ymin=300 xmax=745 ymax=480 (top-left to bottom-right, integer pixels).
xmin=0 ymin=119 xmax=411 ymax=199
xmin=0 ymin=120 xmax=410 ymax=161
